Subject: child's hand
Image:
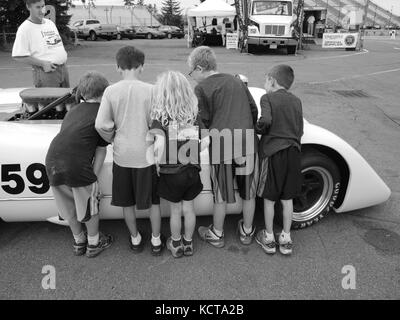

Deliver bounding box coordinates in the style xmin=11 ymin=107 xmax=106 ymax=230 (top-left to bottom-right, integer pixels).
xmin=155 ymin=162 xmax=160 ymax=177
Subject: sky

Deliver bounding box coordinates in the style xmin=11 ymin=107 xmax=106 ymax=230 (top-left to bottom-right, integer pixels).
xmin=71 ymin=0 xmax=400 ymax=15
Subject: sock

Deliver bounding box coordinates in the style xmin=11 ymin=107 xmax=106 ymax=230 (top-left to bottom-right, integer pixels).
xmin=242 ymin=222 xmax=253 ymax=234
xmin=73 ymin=231 xmax=86 ymax=244
xmin=280 ymin=231 xmax=291 ymax=243
xmin=151 ymin=234 xmax=161 ymax=246
xmin=212 ymin=226 xmax=223 ymax=238
xmin=88 ymin=233 xmax=99 ymax=246
xmin=131 ymin=232 xmax=142 ymax=246
xmin=183 ymin=236 xmax=192 ymax=244
xmin=264 ymin=231 xmax=275 ymax=242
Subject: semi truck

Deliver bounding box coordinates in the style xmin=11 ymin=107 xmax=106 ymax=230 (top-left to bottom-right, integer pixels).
xmin=236 ymin=0 xmax=299 ymax=54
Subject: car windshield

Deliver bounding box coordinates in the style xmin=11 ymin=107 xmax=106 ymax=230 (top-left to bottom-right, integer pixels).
xmin=252 ymin=1 xmax=292 ymax=16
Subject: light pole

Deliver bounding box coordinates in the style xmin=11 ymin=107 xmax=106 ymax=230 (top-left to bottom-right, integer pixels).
xmin=360 ymin=0 xmax=370 ymax=50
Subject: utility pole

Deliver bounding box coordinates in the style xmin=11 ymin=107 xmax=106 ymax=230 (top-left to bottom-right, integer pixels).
xmin=360 ymin=0 xmax=370 ymax=50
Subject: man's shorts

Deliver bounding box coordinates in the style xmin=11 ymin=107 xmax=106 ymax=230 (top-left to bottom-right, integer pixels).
xmin=32 ymin=64 xmax=70 ymax=88
xmin=210 ymin=153 xmax=259 ymax=204
xmin=158 ymin=167 xmax=203 ymax=203
xmin=257 ymin=146 xmax=302 ymax=201
xmin=111 ymin=163 xmax=160 ymax=209
xmin=51 ymin=181 xmax=100 ymax=223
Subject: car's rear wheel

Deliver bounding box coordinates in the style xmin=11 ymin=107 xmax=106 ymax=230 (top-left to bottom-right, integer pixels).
xmin=247 ymin=44 xmax=256 ymax=54
xmin=147 ymin=33 xmax=152 ymax=39
xmin=287 ymin=45 xmax=297 ymax=54
xmin=117 ymin=33 xmax=122 ymax=40
xmin=270 ymin=150 xmax=341 ymax=229
xmin=90 ymin=31 xmax=97 ymax=41
xmin=167 ymin=33 xmax=172 ymax=39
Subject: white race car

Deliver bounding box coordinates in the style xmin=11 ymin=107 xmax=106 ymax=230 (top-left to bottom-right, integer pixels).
xmin=0 ymin=87 xmax=391 ymax=229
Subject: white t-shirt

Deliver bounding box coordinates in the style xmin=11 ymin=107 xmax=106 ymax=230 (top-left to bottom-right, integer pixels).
xmin=12 ymin=19 xmax=67 ymax=65
xmin=307 ymin=16 xmax=315 ymax=24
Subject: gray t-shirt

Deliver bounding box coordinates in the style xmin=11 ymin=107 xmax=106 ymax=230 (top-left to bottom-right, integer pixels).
xmin=95 ymin=79 xmax=155 ymax=168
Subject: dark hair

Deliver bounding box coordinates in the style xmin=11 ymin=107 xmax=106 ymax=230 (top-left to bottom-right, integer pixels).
xmin=25 ymin=0 xmax=43 ymax=5
xmin=76 ymin=71 xmax=109 ymax=101
xmin=116 ymin=46 xmax=145 ymax=70
xmin=268 ymin=64 xmax=294 ymax=90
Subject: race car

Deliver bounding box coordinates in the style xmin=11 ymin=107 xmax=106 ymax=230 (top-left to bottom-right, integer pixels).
xmin=0 ymin=87 xmax=391 ymax=229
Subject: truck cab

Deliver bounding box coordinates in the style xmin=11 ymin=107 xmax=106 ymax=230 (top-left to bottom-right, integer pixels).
xmin=246 ymin=0 xmax=298 ymax=54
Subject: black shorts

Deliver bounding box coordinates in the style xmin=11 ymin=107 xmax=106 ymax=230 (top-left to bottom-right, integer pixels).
xmin=111 ymin=163 xmax=160 ymax=209
xmin=257 ymin=146 xmax=302 ymax=201
xmin=158 ymin=167 xmax=203 ymax=203
xmin=210 ymin=154 xmax=259 ymax=204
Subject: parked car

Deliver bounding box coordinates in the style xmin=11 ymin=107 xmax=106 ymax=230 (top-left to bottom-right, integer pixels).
xmin=373 ymin=24 xmax=382 ymax=30
xmin=131 ymin=26 xmax=166 ymax=39
xmin=116 ymin=25 xmax=135 ymax=40
xmin=70 ymin=19 xmax=118 ymax=41
xmin=0 ymin=87 xmax=391 ymax=229
xmin=384 ymin=24 xmax=398 ymax=30
xmin=158 ymin=25 xmax=185 ymax=39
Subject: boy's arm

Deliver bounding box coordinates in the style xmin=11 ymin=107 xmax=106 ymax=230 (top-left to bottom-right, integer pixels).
xmin=93 ymin=146 xmax=107 ymax=177
xmin=243 ymin=83 xmax=258 ymax=124
xmin=255 ymin=94 xmax=272 ymax=134
xmin=194 ymin=85 xmax=211 ymax=129
xmin=95 ymin=90 xmax=115 ymax=143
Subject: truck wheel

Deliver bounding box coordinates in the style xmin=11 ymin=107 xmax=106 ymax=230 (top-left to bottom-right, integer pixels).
xmin=287 ymin=45 xmax=297 ymax=54
xmin=147 ymin=33 xmax=153 ymax=39
xmin=272 ymin=149 xmax=341 ymax=229
xmin=90 ymin=31 xmax=97 ymax=41
xmin=247 ymin=44 xmax=256 ymax=54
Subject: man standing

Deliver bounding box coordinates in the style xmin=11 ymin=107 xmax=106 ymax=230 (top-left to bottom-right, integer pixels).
xmin=307 ymin=14 xmax=315 ymax=36
xmin=12 ymin=0 xmax=69 ymax=88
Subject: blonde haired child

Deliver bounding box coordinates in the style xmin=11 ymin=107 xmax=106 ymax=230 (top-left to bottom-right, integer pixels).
xmin=150 ymin=71 xmax=209 ymax=258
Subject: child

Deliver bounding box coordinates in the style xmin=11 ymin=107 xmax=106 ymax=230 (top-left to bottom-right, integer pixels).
xmin=95 ymin=46 xmax=164 ymax=255
xmin=255 ymin=65 xmax=304 ymax=255
xmin=45 ymin=71 xmax=112 ymax=258
xmin=149 ymin=71 xmax=210 ymax=258
xmin=188 ymin=46 xmax=259 ymax=248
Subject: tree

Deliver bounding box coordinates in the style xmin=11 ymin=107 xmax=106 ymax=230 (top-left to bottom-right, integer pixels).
xmin=160 ymin=0 xmax=182 ymax=27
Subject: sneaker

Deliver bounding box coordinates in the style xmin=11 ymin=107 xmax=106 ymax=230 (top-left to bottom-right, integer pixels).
xmin=166 ymin=237 xmax=184 ymax=258
xmin=198 ymin=225 xmax=225 ymax=248
xmin=255 ymin=229 xmax=276 ymax=254
xmin=129 ymin=232 xmax=145 ymax=254
xmin=279 ymin=239 xmax=293 ymax=255
xmin=182 ymin=238 xmax=194 ymax=256
xmin=151 ymin=234 xmax=166 ymax=256
xmin=73 ymin=241 xmax=87 ymax=256
xmin=237 ymin=219 xmax=255 ymax=245
xmin=86 ymin=233 xmax=113 ymax=258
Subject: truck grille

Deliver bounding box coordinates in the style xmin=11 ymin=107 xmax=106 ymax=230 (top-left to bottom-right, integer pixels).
xmin=264 ymin=25 xmax=285 ymax=35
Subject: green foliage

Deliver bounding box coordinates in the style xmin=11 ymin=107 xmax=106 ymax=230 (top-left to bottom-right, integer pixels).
xmin=160 ymin=0 xmax=183 ymax=27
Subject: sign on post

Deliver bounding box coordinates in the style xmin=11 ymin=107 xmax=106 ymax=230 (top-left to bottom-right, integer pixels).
xmin=226 ymin=33 xmax=238 ymax=50
xmin=322 ymin=33 xmax=359 ymax=49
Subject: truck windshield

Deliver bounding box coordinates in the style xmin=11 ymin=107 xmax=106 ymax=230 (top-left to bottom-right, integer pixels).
xmin=252 ymin=1 xmax=292 ymax=16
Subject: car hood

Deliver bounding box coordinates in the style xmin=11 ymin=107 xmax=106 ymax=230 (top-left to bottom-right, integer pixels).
xmin=0 ymin=88 xmax=24 ymax=114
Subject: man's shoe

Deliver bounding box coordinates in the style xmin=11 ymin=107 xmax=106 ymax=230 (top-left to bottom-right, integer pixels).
xmin=237 ymin=219 xmax=255 ymax=245
xmin=198 ymin=225 xmax=225 ymax=248
xmin=255 ymin=229 xmax=276 ymax=254
xmin=73 ymin=241 xmax=87 ymax=256
xmin=151 ymin=234 xmax=166 ymax=256
xmin=86 ymin=233 xmax=113 ymax=258
xmin=182 ymin=238 xmax=194 ymax=256
xmin=166 ymin=237 xmax=184 ymax=258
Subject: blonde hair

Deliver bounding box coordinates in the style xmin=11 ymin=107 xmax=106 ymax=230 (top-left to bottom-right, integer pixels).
xmin=150 ymin=71 xmax=198 ymax=126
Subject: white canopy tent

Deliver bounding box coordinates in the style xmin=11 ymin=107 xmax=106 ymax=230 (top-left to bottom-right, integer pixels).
xmin=186 ymin=0 xmax=237 ymax=48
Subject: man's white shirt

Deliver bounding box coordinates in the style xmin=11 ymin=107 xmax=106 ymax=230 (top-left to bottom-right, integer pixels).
xmin=12 ymin=18 xmax=67 ymax=65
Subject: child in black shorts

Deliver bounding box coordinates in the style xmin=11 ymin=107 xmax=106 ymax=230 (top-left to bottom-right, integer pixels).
xmin=255 ymin=65 xmax=303 ymax=255
xmin=149 ymin=71 xmax=209 ymax=258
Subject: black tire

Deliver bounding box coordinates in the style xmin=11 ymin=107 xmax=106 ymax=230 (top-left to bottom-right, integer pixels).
xmin=147 ymin=33 xmax=152 ymax=39
xmin=247 ymin=44 xmax=256 ymax=54
xmin=89 ymin=31 xmax=97 ymax=41
xmin=345 ymin=47 xmax=356 ymax=51
xmin=117 ymin=33 xmax=122 ymax=40
xmin=167 ymin=33 xmax=172 ymax=39
xmin=272 ymin=149 xmax=341 ymax=229
xmin=287 ymin=45 xmax=297 ymax=54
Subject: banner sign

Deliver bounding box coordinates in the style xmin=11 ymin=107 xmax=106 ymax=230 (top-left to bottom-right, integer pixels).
xmin=322 ymin=33 xmax=359 ymax=49
xmin=226 ymin=33 xmax=238 ymax=50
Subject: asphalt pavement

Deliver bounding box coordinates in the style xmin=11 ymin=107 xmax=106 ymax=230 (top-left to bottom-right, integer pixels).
xmin=0 ymin=37 xmax=399 ymax=299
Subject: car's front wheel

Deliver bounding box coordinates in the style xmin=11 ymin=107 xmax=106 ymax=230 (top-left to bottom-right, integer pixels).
xmin=291 ymin=150 xmax=341 ymax=229
xmin=167 ymin=33 xmax=172 ymax=39
xmin=147 ymin=33 xmax=153 ymax=39
xmin=89 ymin=31 xmax=97 ymax=41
